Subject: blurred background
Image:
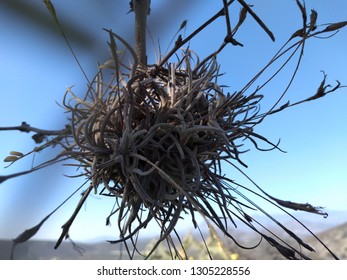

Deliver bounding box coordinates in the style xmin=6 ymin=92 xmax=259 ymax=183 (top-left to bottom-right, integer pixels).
xmin=0 ymin=0 xmax=346 ymax=259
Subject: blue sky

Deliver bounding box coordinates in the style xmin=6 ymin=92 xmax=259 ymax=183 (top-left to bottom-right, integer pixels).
xmin=0 ymin=0 xmax=346 ymax=243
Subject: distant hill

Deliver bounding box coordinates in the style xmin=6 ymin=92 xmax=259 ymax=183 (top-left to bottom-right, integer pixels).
xmin=304 ymin=222 xmax=347 ymax=260
xmin=0 ymin=239 xmax=147 ymax=260
xmin=221 ymin=221 xmax=347 ymax=260
xmin=2 ymin=210 xmax=346 ymax=260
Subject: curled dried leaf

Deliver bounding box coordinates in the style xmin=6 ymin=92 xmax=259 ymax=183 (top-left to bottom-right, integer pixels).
xmin=10 ymin=215 xmax=50 ymax=259
xmin=296 ymin=0 xmax=307 ymax=24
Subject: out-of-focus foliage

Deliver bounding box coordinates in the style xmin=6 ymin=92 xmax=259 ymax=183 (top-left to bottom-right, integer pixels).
xmin=144 ymin=227 xmax=239 ymax=260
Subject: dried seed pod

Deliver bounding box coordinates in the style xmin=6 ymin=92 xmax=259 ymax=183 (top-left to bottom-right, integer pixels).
xmin=179 ymin=20 xmax=187 ymax=31
xmin=308 ymin=9 xmax=318 ymax=31
xmin=10 ymin=151 xmax=24 ymax=157
xmin=232 ymin=7 xmax=247 ymax=34
xmin=323 ymin=21 xmax=347 ymax=32
xmin=289 ymin=28 xmax=305 ymax=40
xmin=4 ymin=156 xmax=19 ymax=162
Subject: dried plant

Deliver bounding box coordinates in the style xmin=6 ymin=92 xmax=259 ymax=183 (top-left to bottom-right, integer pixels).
xmin=1 ymin=0 xmax=346 ymax=260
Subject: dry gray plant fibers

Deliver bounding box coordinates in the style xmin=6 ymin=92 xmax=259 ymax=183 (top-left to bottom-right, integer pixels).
xmin=1 ymin=0 xmax=347 ymax=259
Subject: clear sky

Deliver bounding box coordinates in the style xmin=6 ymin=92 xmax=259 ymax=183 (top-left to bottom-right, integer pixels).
xmin=0 ymin=0 xmax=346 ymax=243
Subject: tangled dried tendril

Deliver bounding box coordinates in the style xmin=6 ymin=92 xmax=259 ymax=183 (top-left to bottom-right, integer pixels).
xmin=60 ymin=40 xmax=271 ymax=255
